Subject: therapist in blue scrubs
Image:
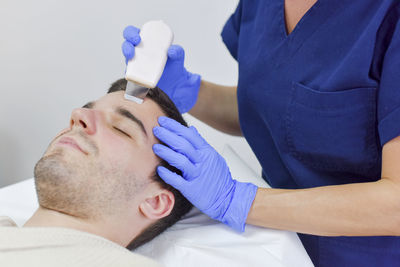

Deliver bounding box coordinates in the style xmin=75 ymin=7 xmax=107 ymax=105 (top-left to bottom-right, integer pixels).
xmin=122 ymin=0 xmax=400 ymax=266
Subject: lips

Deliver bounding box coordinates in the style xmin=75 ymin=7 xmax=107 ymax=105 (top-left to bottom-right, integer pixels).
xmin=58 ymin=136 xmax=88 ymax=155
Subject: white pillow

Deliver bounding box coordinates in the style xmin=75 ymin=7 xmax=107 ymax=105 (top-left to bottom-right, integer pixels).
xmin=136 ymin=207 xmax=312 ymax=267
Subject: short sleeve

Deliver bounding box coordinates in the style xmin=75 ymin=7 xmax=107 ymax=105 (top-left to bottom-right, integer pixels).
xmin=221 ymin=1 xmax=243 ymax=60
xmin=376 ymin=4 xmax=400 ymax=146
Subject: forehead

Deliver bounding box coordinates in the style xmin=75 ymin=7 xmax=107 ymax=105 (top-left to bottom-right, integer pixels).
xmin=95 ymin=91 xmax=164 ymax=132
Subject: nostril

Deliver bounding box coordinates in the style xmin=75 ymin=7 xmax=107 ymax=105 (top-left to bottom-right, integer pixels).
xmin=79 ymin=120 xmax=87 ymax=128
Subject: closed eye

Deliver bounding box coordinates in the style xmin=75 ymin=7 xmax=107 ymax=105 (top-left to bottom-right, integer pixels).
xmin=113 ymin=127 xmax=131 ymax=138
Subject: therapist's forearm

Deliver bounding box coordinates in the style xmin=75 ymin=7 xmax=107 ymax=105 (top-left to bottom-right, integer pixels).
xmin=189 ymin=80 xmax=242 ymax=136
xmin=247 ymin=178 xmax=400 ymax=236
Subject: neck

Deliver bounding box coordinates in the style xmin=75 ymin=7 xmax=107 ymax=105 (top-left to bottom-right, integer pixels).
xmin=24 ymin=206 xmax=146 ymax=247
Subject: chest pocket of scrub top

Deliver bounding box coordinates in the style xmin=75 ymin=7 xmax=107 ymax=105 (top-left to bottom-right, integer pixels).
xmin=285 ymin=82 xmax=379 ymax=171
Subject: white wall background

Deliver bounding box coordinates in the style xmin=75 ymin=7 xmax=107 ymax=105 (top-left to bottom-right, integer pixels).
xmin=0 ymin=0 xmax=262 ymax=187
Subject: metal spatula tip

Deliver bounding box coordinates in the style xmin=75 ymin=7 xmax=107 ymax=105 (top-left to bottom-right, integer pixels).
xmin=124 ymin=81 xmax=150 ymax=104
xmin=124 ymin=93 xmax=144 ymax=104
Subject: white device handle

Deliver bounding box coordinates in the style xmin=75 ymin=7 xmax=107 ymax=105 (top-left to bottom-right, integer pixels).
xmin=125 ymin=20 xmax=174 ymax=88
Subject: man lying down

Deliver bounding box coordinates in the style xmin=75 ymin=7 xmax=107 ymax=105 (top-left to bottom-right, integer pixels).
xmin=0 ymin=78 xmax=193 ymax=266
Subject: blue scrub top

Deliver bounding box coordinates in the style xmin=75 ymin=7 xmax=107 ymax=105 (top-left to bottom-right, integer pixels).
xmin=221 ymin=0 xmax=400 ymax=266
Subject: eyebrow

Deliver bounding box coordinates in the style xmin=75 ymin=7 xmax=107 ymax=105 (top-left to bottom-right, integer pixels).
xmin=82 ymin=101 xmax=148 ymax=137
xmin=116 ymin=107 xmax=148 ymax=137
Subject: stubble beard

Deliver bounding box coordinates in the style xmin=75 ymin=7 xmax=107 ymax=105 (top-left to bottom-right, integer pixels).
xmin=33 ymin=146 xmax=100 ymax=220
xmin=33 ymin=145 xmax=143 ymax=221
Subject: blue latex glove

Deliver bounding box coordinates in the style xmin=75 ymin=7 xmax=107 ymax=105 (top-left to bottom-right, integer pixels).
xmin=152 ymin=116 xmax=258 ymax=232
xmin=122 ymin=25 xmax=201 ymax=113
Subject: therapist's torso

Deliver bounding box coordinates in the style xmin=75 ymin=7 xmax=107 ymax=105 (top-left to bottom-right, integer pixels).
xmin=221 ymin=0 xmax=400 ymax=266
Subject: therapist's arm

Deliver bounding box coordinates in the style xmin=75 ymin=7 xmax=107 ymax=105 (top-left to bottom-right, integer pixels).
xmin=189 ymin=80 xmax=242 ymax=136
xmin=247 ymin=136 xmax=400 ymax=236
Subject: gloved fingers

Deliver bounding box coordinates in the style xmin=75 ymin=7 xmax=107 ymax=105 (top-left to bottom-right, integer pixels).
xmin=153 ymin=144 xmax=197 ymax=178
xmin=187 ymin=126 xmax=208 ymax=148
xmin=167 ymin=45 xmax=185 ymax=62
xmin=157 ymin=116 xmax=207 ymax=149
xmin=157 ymin=166 xmax=188 ymax=190
xmin=188 ymin=73 xmax=201 ymax=86
xmin=122 ymin=41 xmax=135 ymax=63
xmin=153 ymin=125 xmax=201 ymax=163
xmin=123 ymin=25 xmax=141 ymax=45
xmin=157 ymin=117 xmax=191 ymax=137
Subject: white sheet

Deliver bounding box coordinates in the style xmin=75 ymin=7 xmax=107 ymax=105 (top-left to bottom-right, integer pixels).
xmin=0 ymin=144 xmax=313 ymax=267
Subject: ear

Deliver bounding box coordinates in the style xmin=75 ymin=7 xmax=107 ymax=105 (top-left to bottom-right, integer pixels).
xmin=139 ymin=189 xmax=175 ymax=220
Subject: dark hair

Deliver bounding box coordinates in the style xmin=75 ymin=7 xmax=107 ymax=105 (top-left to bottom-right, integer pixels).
xmin=107 ymin=78 xmax=192 ymax=250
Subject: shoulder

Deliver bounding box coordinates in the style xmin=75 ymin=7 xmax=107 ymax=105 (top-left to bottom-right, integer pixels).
xmin=374 ymin=1 xmax=400 ymax=57
xmin=0 ymin=226 xmax=161 ymax=267
xmin=0 ymin=216 xmax=17 ymax=227
xmin=71 ymin=246 xmax=161 ymax=267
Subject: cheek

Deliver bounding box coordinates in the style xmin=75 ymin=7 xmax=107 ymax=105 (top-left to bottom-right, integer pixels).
xmin=121 ymin=151 xmax=159 ymax=179
xmin=100 ymin=133 xmax=159 ymax=178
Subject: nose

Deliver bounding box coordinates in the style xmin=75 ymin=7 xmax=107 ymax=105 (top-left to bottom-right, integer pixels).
xmin=70 ymin=108 xmax=97 ymax=135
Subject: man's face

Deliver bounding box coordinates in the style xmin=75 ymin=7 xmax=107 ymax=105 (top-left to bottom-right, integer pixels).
xmin=34 ymin=91 xmax=164 ymax=219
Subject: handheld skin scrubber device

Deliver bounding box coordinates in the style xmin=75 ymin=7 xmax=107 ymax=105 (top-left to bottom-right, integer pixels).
xmin=125 ymin=20 xmax=174 ymax=103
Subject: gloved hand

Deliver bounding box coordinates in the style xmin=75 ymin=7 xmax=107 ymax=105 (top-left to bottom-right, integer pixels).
xmin=152 ymin=116 xmax=258 ymax=232
xmin=122 ymin=25 xmax=201 ymax=113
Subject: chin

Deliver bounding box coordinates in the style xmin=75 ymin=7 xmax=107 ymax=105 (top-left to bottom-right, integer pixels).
xmin=34 ymin=151 xmax=81 ymax=215
xmin=33 ymin=150 xmax=106 ymax=220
